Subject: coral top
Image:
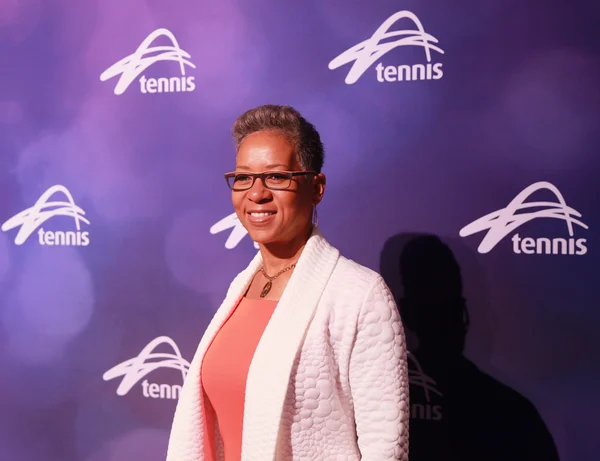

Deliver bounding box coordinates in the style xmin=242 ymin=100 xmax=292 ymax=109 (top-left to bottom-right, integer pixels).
xmin=201 ymin=296 xmax=278 ymax=461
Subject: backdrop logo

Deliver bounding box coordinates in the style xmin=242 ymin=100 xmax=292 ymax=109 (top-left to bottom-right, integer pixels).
xmin=408 ymin=352 xmax=443 ymax=421
xmin=103 ymin=336 xmax=190 ymax=400
xmin=210 ymin=212 xmax=259 ymax=249
xmin=100 ymin=28 xmax=196 ymax=95
xmin=1 ymin=185 xmax=90 ymax=246
xmin=459 ymin=181 xmax=588 ymax=255
xmin=328 ymin=10 xmax=444 ymax=84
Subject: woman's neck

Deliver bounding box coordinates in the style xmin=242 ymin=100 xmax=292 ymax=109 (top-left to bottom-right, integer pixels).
xmin=259 ymin=226 xmax=313 ymax=275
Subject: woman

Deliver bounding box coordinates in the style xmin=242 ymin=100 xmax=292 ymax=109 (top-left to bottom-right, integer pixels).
xmin=166 ymin=105 xmax=409 ymax=461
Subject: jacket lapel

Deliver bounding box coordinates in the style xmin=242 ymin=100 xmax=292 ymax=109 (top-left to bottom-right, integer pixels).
xmin=241 ymin=226 xmax=340 ymax=460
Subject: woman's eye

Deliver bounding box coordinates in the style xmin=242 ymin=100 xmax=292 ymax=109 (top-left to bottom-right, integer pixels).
xmin=267 ymin=174 xmax=287 ymax=182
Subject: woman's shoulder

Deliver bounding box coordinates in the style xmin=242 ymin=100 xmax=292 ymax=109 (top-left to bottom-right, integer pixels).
xmin=330 ymin=255 xmax=389 ymax=296
xmin=323 ymin=256 xmax=398 ymax=327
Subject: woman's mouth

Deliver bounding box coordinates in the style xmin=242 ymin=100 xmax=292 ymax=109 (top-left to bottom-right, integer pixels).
xmin=247 ymin=211 xmax=276 ymax=224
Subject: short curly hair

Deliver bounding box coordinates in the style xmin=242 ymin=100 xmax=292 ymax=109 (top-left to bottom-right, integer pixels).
xmin=232 ymin=104 xmax=324 ymax=173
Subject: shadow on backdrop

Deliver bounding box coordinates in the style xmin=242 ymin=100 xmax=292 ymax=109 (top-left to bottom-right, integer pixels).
xmin=380 ymin=233 xmax=560 ymax=461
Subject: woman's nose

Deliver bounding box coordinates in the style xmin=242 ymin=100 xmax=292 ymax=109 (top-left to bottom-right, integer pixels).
xmin=247 ymin=177 xmax=271 ymax=202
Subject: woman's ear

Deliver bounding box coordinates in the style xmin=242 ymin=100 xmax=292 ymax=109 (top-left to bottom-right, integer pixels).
xmin=312 ymin=173 xmax=326 ymax=205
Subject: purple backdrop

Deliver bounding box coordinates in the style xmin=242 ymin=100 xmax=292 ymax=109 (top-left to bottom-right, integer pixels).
xmin=0 ymin=0 xmax=598 ymax=460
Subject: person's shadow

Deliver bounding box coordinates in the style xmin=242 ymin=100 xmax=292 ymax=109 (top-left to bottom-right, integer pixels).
xmin=380 ymin=233 xmax=560 ymax=461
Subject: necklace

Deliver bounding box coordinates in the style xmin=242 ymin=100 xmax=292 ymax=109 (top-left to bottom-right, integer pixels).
xmin=259 ymin=263 xmax=296 ymax=298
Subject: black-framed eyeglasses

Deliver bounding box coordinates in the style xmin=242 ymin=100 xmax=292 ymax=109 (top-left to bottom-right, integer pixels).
xmin=224 ymin=171 xmax=316 ymax=191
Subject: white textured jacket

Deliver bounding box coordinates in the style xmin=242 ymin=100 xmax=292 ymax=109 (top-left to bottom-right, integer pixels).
xmin=166 ymin=226 xmax=409 ymax=461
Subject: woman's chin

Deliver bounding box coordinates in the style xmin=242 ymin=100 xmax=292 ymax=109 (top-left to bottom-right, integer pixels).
xmin=246 ymin=228 xmax=275 ymax=245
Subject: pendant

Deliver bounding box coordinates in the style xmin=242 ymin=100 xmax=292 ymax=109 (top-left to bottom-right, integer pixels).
xmin=260 ymin=280 xmax=272 ymax=298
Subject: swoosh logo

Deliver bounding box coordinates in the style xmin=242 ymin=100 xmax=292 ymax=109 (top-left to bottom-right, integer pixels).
xmin=328 ymin=10 xmax=444 ymax=84
xmin=1 ymin=185 xmax=89 ymax=245
xmin=459 ymin=181 xmax=588 ymax=254
xmin=103 ymin=336 xmax=190 ymax=396
xmin=210 ymin=212 xmax=259 ymax=249
xmin=100 ymin=28 xmax=196 ymax=95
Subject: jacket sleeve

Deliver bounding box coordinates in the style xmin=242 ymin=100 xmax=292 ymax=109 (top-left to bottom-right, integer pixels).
xmin=349 ymin=276 xmax=409 ymax=461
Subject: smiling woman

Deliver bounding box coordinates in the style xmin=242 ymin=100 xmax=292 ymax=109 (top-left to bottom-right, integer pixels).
xmin=166 ymin=105 xmax=410 ymax=461
xmin=227 ymin=116 xmax=325 ymax=298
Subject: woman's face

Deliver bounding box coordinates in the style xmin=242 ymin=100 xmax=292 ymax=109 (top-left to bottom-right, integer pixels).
xmin=232 ymin=130 xmax=325 ymax=246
